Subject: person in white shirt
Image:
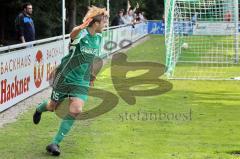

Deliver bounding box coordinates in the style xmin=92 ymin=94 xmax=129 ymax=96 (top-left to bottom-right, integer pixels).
xmin=123 ymin=8 xmax=135 ymax=24
xmin=139 ymin=11 xmax=147 ymax=23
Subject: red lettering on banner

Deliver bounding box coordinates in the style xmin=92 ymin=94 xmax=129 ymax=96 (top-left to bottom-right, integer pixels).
xmin=15 ymin=76 xmax=19 ymax=96
xmin=7 ymin=84 xmax=10 ymax=101
xmin=11 ymin=83 xmax=14 ymax=99
xmin=0 ymin=76 xmax=30 ymax=104
xmin=47 ymin=47 xmax=63 ymax=60
xmin=46 ymin=62 xmax=57 ymax=81
xmin=1 ymin=79 xmax=6 ymax=103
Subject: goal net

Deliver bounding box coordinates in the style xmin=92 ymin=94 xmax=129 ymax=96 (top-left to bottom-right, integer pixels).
xmin=165 ymin=0 xmax=240 ymax=80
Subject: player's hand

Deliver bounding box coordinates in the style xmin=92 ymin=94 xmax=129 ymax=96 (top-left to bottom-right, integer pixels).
xmin=136 ymin=3 xmax=139 ymax=9
xmin=70 ymin=18 xmax=93 ymax=40
xmin=90 ymin=80 xmax=95 ymax=87
xmin=80 ymin=18 xmax=93 ymax=30
xmin=90 ymin=74 xmax=96 ymax=87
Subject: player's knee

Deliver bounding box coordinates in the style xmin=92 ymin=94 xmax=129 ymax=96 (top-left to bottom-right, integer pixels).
xmin=69 ymin=105 xmax=83 ymax=114
xmin=69 ymin=98 xmax=84 ymax=115
xmin=69 ymin=108 xmax=82 ymax=118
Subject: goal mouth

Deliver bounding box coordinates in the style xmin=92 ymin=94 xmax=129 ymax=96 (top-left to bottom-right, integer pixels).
xmin=165 ymin=0 xmax=240 ymax=80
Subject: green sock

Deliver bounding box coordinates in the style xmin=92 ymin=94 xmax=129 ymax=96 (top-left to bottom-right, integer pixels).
xmin=36 ymin=100 xmax=48 ymax=113
xmin=52 ymin=114 xmax=76 ymax=145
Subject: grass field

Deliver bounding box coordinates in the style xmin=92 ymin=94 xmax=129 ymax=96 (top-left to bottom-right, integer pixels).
xmin=1 ymin=35 xmax=240 ymax=159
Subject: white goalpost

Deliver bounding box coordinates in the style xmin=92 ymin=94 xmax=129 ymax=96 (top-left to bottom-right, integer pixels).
xmin=165 ymin=0 xmax=240 ymax=80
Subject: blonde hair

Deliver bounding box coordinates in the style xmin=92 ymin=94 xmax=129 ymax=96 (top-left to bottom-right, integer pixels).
xmin=83 ymin=6 xmax=109 ymax=23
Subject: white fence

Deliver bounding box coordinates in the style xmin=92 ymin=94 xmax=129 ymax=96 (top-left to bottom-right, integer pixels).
xmin=0 ymin=22 xmax=148 ymax=112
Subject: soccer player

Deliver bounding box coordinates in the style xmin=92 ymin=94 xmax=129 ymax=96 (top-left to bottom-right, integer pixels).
xmin=33 ymin=6 xmax=108 ymax=156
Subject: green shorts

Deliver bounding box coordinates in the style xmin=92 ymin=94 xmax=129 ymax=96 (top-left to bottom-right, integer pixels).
xmin=51 ymin=86 xmax=89 ymax=103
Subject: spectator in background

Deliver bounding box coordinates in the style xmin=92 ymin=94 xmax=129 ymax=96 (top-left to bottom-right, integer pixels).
xmin=162 ymin=14 xmax=165 ymax=23
xmin=139 ymin=11 xmax=147 ymax=23
xmin=111 ymin=10 xmax=125 ymax=26
xmin=192 ymin=12 xmax=198 ymax=25
xmin=135 ymin=12 xmax=141 ymax=23
xmin=123 ymin=7 xmax=135 ymax=24
xmin=123 ymin=1 xmax=139 ymax=25
xmin=122 ymin=10 xmax=129 ymax=24
xmin=15 ymin=2 xmax=35 ymax=43
xmin=121 ymin=9 xmax=125 ymax=15
xmin=224 ymin=11 xmax=232 ymax=22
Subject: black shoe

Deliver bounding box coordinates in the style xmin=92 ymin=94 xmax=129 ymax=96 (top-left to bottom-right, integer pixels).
xmin=33 ymin=109 xmax=42 ymax=124
xmin=46 ymin=144 xmax=60 ymax=156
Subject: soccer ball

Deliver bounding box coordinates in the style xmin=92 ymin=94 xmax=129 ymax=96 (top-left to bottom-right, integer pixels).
xmin=182 ymin=43 xmax=189 ymax=49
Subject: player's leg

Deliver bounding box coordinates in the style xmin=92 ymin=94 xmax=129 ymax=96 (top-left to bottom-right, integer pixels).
xmin=33 ymin=89 xmax=63 ymax=124
xmin=33 ymin=100 xmax=59 ymax=124
xmin=34 ymin=65 xmax=59 ymax=115
xmin=46 ymin=97 xmax=85 ymax=156
xmin=36 ymin=99 xmax=59 ymax=112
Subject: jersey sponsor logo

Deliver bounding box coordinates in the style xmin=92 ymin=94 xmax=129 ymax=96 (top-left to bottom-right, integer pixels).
xmin=80 ymin=45 xmax=99 ymax=55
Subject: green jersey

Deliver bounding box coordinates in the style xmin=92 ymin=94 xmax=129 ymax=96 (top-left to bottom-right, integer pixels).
xmin=53 ymin=28 xmax=102 ymax=94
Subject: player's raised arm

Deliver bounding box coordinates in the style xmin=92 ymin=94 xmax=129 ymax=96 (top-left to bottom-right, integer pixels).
xmin=70 ymin=18 xmax=93 ymax=40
